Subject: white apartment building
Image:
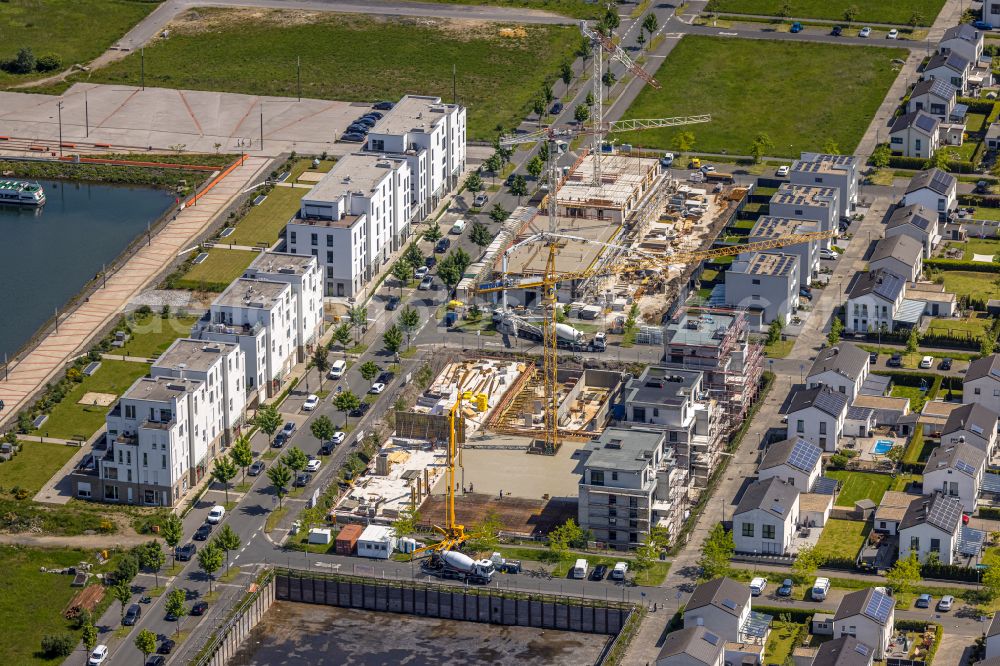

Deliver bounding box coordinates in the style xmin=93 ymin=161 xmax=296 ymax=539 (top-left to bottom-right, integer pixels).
xmin=725 ymin=252 xmax=800 ymax=326
xmin=287 ymin=153 xmax=412 ymax=298
xmin=768 ymin=184 xmax=839 ymax=249
xmin=790 ymin=153 xmax=859 ymax=218
xmin=151 ymin=338 xmax=246 ymax=448
xmin=366 ymin=94 xmax=467 ymax=220
xmin=243 ymin=251 xmax=323 ymax=359
xmin=193 ymin=278 xmax=296 ymax=398
xmin=748 ymin=216 xmax=821 ymax=286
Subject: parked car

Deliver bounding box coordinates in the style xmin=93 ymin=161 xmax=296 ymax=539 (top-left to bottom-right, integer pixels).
xmin=974 ymin=20 xmax=994 ymax=30
xmin=145 ymin=657 xmax=165 ymax=666
xmin=777 ymin=579 xmax=793 ymax=597
xmin=191 ymin=601 xmax=209 ymax=616
xmin=331 ymin=431 xmax=347 ymax=445
xmin=474 ymin=193 xmax=488 ymax=207
xmin=790 ymin=21 xmax=803 ymax=32
xmin=328 ymin=359 xmax=347 ymax=379
xmin=419 ymin=275 xmax=434 ymax=290
xmin=373 ymin=101 xmax=394 ymax=111
xmin=811 ymin=577 xmax=830 ymax=601
xmin=248 ymin=460 xmax=266 ymax=476
xmin=819 ymin=248 xmax=838 ymax=260
xmin=414 ymin=266 xmax=429 ymax=279
xmin=340 ymin=132 xmax=366 ymax=143
xmin=350 ymin=402 xmax=371 ymax=418
xmin=869 ymin=351 xmax=878 ymax=364
xmin=590 ymin=564 xmax=608 ymax=580
xmin=700 ymin=164 xmax=716 ymax=174
xmin=365 ymin=111 xmax=384 ymax=120
xmin=305 ymin=458 xmax=322 ymax=473
xmin=369 ymin=382 xmax=386 ymax=394
xmin=916 ymin=593 xmax=932 ymax=608
xmin=207 ymin=505 xmax=225 ymax=524
xmin=353 ymin=117 xmax=376 ymax=128
xmin=175 ymin=543 xmax=197 ymax=561
xmin=831 ymin=25 xmax=843 ymax=36
xmin=157 ymin=639 xmax=176 ymax=655
xmin=937 ymin=595 xmax=954 ymax=611
xmin=551 ymin=101 xmax=564 ymax=115
xmin=386 ymin=295 xmax=400 ymax=311
xmin=859 ymin=26 xmax=872 ymax=37
xmin=193 ymin=524 xmax=213 ymax=541
xmin=294 ymin=472 xmax=313 ymax=487
xmin=886 ymin=28 xmax=899 ymax=39
xmin=303 ymin=394 xmax=319 ymax=411
xmin=776 ymin=165 xmax=789 ymax=177
xmin=940 ymin=358 xmax=953 ymax=371
xmin=888 ymin=353 xmax=903 ymax=367
xmin=122 ymin=603 xmax=142 ymax=626
xmin=919 ymin=355 xmax=934 ymax=369
xmin=425 ymin=256 xmax=437 ymax=269
xmin=611 ymin=562 xmax=629 ymax=580
xmin=271 ymin=432 xmax=287 ymax=448
xmin=88 ymin=645 xmax=109 ymax=666
xmin=660 ymin=152 xmax=675 ymax=167
xmin=281 ymin=421 xmax=296 ymax=437
xmin=749 ymin=577 xmax=767 ymax=596
xmin=435 ymin=238 xmax=451 ymax=253
xmin=319 ymin=441 xmax=335 ymax=455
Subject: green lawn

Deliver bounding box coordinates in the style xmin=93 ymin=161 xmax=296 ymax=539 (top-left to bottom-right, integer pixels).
xmin=0 ymin=546 xmax=115 ymax=664
xmin=0 ymin=441 xmax=77 ymax=495
xmin=0 ymin=0 xmax=156 ymax=88
xmin=702 ymin=0 xmax=943 ymax=24
xmin=942 ymin=271 xmax=1000 ymax=302
xmin=31 ymin=360 xmax=150 ymax=440
xmin=764 ymin=338 xmax=795 ymax=358
xmin=926 ymin=315 xmax=992 ymax=339
xmin=973 ymin=208 xmax=1000 ymax=221
xmin=618 ymin=37 xmax=905 ymax=156
xmin=289 ymin=158 xmax=337 ymax=183
xmin=966 ymin=112 xmax=989 ymax=134
xmin=417 ymin=0 xmax=600 ymax=19
xmin=891 ymin=384 xmax=929 ymax=411
xmin=80 ymin=8 xmax=580 ymax=141
xmin=764 ymin=621 xmax=803 ymax=666
xmin=826 ymin=471 xmax=893 ymax=507
xmin=814 ymin=519 xmax=870 ymax=560
xmin=945 ymin=239 xmax=1000 ymax=260
xmin=227 ymin=186 xmax=304 ymax=248
xmin=174 ymin=249 xmax=258 ymax=292
xmin=118 ymin=312 xmax=200 ymax=359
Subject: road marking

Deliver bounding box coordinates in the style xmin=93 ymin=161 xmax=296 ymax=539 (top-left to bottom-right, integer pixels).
xmin=718 ymin=31 xmax=739 ymax=36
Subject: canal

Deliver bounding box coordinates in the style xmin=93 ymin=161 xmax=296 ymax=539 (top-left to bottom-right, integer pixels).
xmin=0 ymin=178 xmax=175 ymax=360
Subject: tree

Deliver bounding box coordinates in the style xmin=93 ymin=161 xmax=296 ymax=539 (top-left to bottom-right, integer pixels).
xmin=438 ymin=255 xmax=463 ymax=289
xmin=574 ymin=103 xmax=590 ymax=124
xmin=585 ymin=90 xmax=595 ymax=107
xmin=197 ymin=541 xmax=223 ymax=592
xmin=165 ymin=588 xmax=187 ymax=636
xmin=423 ymin=221 xmax=443 ymax=243
xmin=348 ymin=305 xmax=368 ymax=344
xmin=211 ymin=456 xmax=238 ymax=506
xmin=12 ymin=47 xmax=36 ymax=74
xmin=399 ymin=306 xmax=420 ymax=348
xmin=984 ymin=563 xmax=1000 ymax=601
xmin=908 ymin=10 xmax=925 ymax=27
xmin=560 ymin=61 xmax=572 ymax=85
xmin=111 ymin=580 xmax=132 ymax=621
xmin=81 ymin=620 xmax=98 ymax=652
xmin=906 ymin=326 xmax=920 ymax=354
xmin=359 ymin=360 xmax=380 ymax=385
xmin=828 ymin=315 xmax=844 ymax=346
xmin=843 ymin=4 xmax=859 ymax=24
xmin=926 ymin=148 xmax=953 ymax=171
xmin=981 ymin=333 xmax=996 ymax=358
xmin=282 ymin=445 xmax=309 ymax=473
xmin=403 ymin=243 xmax=425 ymax=270
xmin=334 ymin=390 xmax=361 ymax=427
xmin=577 ymin=34 xmax=592 ymax=64
xmin=216 ymin=524 xmax=242 ymax=574
xmin=465 ymin=172 xmax=483 ymax=193
xmin=383 ymin=324 xmax=404 ymax=354
xmin=134 ymin=629 xmax=157 ymax=663
xmin=489 ymin=203 xmax=510 ymax=225
xmin=750 ymin=133 xmax=774 ymax=164
xmin=465 ymin=511 xmax=503 ymax=552
xmin=822 ymin=139 xmax=840 ymax=155
xmin=115 ymin=551 xmax=139 ymax=585
xmin=601 ymin=70 xmax=617 ymax=89
xmin=332 ymin=323 xmax=352 ymax=357
xmin=254 ymin=404 xmax=282 ymax=440
xmin=603 ymin=5 xmax=621 ymax=35
xmin=309 ymin=346 xmax=331 ymax=386
xmin=267 ymin=463 xmax=293 ymax=508
xmin=542 ymin=81 xmax=554 ymax=107
xmin=162 ymin=514 xmax=183 ymax=567
xmin=526 ymin=154 xmax=544 ymax=180
xmin=483 ymin=153 xmax=503 ymax=184
xmin=886 ymin=551 xmax=921 ymax=596
xmin=636 ymin=31 xmax=646 ymax=49
xmin=871 ymin=144 xmax=891 ymax=170
xmin=777 ymin=1 xmax=792 ymax=18
xmin=392 ymin=506 xmax=421 ymax=537
xmin=470 ymin=222 xmax=493 ymax=249
xmin=673 ymin=131 xmax=696 ymax=152
xmin=548 ymin=518 xmax=585 ymax=558
xmin=510 ymin=175 xmax=528 ymax=204
xmin=766 ymin=319 xmax=783 ymax=346
xmin=391 ymin=261 xmax=412 ymax=296
xmin=643 ymin=12 xmax=658 ymax=37
xmin=138 ymin=540 xmax=165 ymax=588
xmin=791 ymin=545 xmax=824 ymax=583
xmin=310 ymin=414 xmax=336 ymax=446
xmin=229 ymin=434 xmax=253 ymax=482
xmin=40 ymin=634 xmax=74 ymax=658
xmin=698 ymin=523 xmax=735 ymax=579
xmin=532 ymin=97 xmax=545 ymax=123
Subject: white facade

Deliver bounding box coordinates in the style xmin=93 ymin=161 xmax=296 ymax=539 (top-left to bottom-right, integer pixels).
xmin=683 ymin=578 xmax=752 ymax=643
xmin=790 ymin=153 xmax=859 ymax=218
xmin=805 ymin=344 xmax=870 ymax=402
xmin=243 ymin=251 xmax=323 ymax=359
xmin=787 ymin=388 xmax=848 ymax=452
xmin=768 ymin=184 xmax=839 ymax=249
xmin=833 ymin=589 xmax=895 ymax=660
xmin=899 ymin=494 xmax=963 ymax=565
xmin=757 ymin=438 xmax=823 ymax=490
xmin=733 ymin=478 xmax=800 ymax=555
xmin=923 ymin=52 xmax=970 ymax=94
xmin=939 ymin=26 xmax=984 ymax=72
xmin=725 ymin=252 xmax=800 ymax=326
xmin=923 ymin=443 xmax=985 ymax=513
xmin=749 ymin=217 xmax=821 ymax=286
xmin=889 ymin=111 xmax=940 ymax=159
xmin=845 ymin=270 xmax=906 ymax=334
xmin=357 ymin=524 xmax=397 ymax=559
xmin=902 ymin=170 xmax=957 ymax=221
xmin=964 ymin=355 xmax=1000 ymax=414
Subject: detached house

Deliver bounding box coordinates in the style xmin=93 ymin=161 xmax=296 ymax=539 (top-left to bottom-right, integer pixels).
xmin=657 ymin=627 xmax=725 ymax=666
xmin=940 ymin=24 xmax=985 ymax=67
xmin=845 ymin=270 xmax=907 ymax=334
xmin=923 ymin=441 xmax=986 ymax=513
xmin=725 ymin=252 xmax=800 ymax=326
xmin=869 ymin=235 xmax=924 ymax=283
xmin=786 ymin=386 xmax=848 ymax=452
xmin=889 ymin=111 xmax=940 ymax=159
xmin=832 ymin=588 xmax=895 ymax=659
xmin=964 ymin=354 xmax=1000 ymax=415
xmin=733 ymin=477 xmax=801 ymax=555
xmin=684 ymin=577 xmax=752 ymax=643
xmin=942 ymin=402 xmax=1000 ymax=457
xmin=885 ymin=205 xmax=941 ymax=260
xmin=901 ymin=169 xmax=957 ymax=223
xmin=898 ymin=493 xmax=964 ymax=564
xmin=757 ymin=437 xmax=823 ymax=490
xmin=906 ymin=78 xmax=959 ymax=121
xmin=923 ymin=51 xmax=971 ymax=94
xmin=986 ymin=612 xmax=1000 ymax=660
xmin=749 ymin=216 xmax=821 ymax=285
xmin=806 ymin=342 xmax=870 ymax=401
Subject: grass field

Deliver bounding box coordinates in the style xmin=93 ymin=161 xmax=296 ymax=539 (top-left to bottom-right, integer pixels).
xmin=702 ymin=0 xmax=943 ymax=24
xmin=419 ymin=0 xmax=600 ymax=19
xmin=945 ymin=239 xmax=1000 ymax=260
xmin=175 ymin=249 xmax=257 ymax=291
xmin=926 ymin=315 xmax=992 ymax=339
xmin=764 ymin=338 xmax=795 ymax=358
xmin=891 ymin=384 xmax=929 ymax=411
xmin=941 ymin=271 xmax=1000 ymax=302
xmin=0 ymin=0 xmax=156 ymax=88
xmin=82 ymin=9 xmax=580 ymax=140
xmin=814 ymin=519 xmax=870 ymax=560
xmin=618 ymin=37 xmax=905 ymax=156
xmin=226 ymin=186 xmax=304 ymax=248
xmin=0 ymin=441 xmax=77 ymax=495
xmin=826 ymin=471 xmax=893 ymax=507
xmin=764 ymin=621 xmax=803 ymax=666
xmin=118 ymin=312 xmax=199 ymax=358
xmin=31 ymin=360 xmax=150 ymax=440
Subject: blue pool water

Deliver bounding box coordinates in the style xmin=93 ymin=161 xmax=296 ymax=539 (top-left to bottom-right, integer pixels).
xmin=872 ymin=440 xmax=894 ymax=455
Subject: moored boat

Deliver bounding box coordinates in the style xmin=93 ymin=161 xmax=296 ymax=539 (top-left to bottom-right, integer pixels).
xmin=0 ymin=179 xmax=45 ymax=206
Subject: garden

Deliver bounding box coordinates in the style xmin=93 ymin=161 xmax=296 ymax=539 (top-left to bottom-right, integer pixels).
xmin=172 ymin=249 xmax=258 ymax=292
xmin=117 ymin=309 xmax=200 ymax=359
xmin=813 ymin=519 xmax=870 ymax=562
xmin=825 ymin=471 xmax=893 ymax=506
xmin=225 ymin=185 xmax=304 ymax=248
xmin=0 ymin=440 xmax=78 ymax=496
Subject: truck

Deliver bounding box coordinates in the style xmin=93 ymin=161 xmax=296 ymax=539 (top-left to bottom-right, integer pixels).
xmin=704 ymin=171 xmax=734 ymax=183
xmin=422 ymin=550 xmax=495 ymax=584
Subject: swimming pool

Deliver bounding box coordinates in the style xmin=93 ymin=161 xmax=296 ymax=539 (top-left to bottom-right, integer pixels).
xmin=872 ymin=439 xmax=894 ymax=455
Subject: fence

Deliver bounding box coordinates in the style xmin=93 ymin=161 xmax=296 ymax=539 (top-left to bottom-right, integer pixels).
xmin=192 ymin=569 xmax=276 ymax=666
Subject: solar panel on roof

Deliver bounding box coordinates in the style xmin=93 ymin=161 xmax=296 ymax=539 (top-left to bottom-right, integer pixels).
xmin=811 ymin=476 xmax=839 ymax=495
xmin=958 ymin=526 xmax=985 ymax=557
xmin=704 ymin=632 xmax=720 ymax=646
xmin=864 ymin=591 xmax=893 ymax=624
xmin=955 ymin=459 xmax=976 ymax=476
xmin=771 ymin=504 xmax=784 ymax=515
xmin=982 ymin=473 xmax=1000 ymax=494
xmin=722 ymin=598 xmax=737 ymax=610
xmin=926 ymin=495 xmax=962 ymax=531
xmin=788 ymin=440 xmax=821 ymax=473
xmin=855 ymin=644 xmax=870 ymax=657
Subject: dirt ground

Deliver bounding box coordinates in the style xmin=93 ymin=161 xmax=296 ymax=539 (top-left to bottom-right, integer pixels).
xmin=419 ymin=492 xmax=576 ymax=537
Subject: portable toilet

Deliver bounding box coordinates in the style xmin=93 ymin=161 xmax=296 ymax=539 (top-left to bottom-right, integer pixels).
xmin=476 ymin=394 xmax=488 ymax=412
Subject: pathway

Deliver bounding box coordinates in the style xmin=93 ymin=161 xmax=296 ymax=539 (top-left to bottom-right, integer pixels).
xmin=0 ymin=156 xmax=269 ymax=429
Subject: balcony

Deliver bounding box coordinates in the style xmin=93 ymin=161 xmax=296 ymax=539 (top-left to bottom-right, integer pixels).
xmin=141 ymin=419 xmax=176 ymax=431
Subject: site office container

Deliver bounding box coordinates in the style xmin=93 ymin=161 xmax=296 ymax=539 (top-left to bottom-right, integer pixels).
xmin=336 ymin=524 xmax=364 ymax=555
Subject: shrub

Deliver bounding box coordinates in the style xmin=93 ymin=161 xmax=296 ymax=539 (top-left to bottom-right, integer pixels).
xmin=40 ymin=634 xmax=75 ymax=658
xmin=35 ymin=54 xmax=62 ymax=72
xmin=981 ymin=507 xmax=1000 ymax=520
xmin=926 ymin=258 xmax=1000 ymax=273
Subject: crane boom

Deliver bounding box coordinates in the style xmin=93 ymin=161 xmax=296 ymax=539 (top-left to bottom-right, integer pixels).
xmin=579 ymin=20 xmax=661 ymax=89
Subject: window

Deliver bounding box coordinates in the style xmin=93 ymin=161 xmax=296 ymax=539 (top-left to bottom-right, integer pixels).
xmin=162 ymin=455 xmax=167 ymax=469
xmin=742 ymin=523 xmax=754 ymax=537
xmin=142 ymin=452 xmax=148 ymax=467
xmin=752 ymin=278 xmax=760 ymax=285
xmin=327 ymin=251 xmax=333 ymax=263
xmin=104 ymin=485 xmax=119 ymax=500
xmin=590 ymin=471 xmax=604 ymax=486
xmin=762 ymin=524 xmax=776 ymax=540
xmin=611 ymin=472 xmax=618 ymax=481
xmin=609 ymin=530 xmax=617 ymax=542
xmin=327 ymin=236 xmax=333 ymax=247
xmin=311 ymin=233 xmax=318 ymax=246
xmin=891 ymin=137 xmax=903 ymax=145
xmin=915 ymin=139 xmax=922 ymax=152
xmin=930 ymin=538 xmax=941 ymax=552
xmin=608 ymin=494 xmax=616 ymax=505
xmin=669 ymin=430 xmax=678 ymax=442
xmin=290 ymin=231 xmax=297 ymax=244
xmin=796 ymin=419 xmax=805 ymax=433
xmin=910 ymin=536 xmax=920 ymax=551
xmin=975 ymin=387 xmax=981 ymax=395
xmin=124 ymin=404 xmax=135 ymax=419
xmin=819 ymin=422 xmax=827 ymax=435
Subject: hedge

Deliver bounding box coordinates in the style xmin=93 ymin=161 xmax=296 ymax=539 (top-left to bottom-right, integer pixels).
xmin=753 ymin=605 xmax=830 ymax=624
xmin=901 ymin=428 xmax=925 ymax=472
xmin=958 ymin=97 xmax=997 ymax=114
xmin=980 ymin=506 xmax=1000 ymax=520
xmin=919 ymin=562 xmax=981 ymax=582
xmin=895 ymin=621 xmax=944 ymax=665
xmin=925 ymin=258 xmax=1000 ymax=273
xmin=888 ymin=156 xmax=976 ymax=173
xmin=957 ymin=194 xmax=1000 ymax=207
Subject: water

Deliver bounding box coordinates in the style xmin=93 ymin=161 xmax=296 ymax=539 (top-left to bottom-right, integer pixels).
xmin=872 ymin=439 xmax=894 ymax=455
xmin=0 ymin=178 xmax=175 ymax=359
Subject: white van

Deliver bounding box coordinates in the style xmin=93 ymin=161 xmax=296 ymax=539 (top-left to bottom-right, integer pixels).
xmin=571 ymin=558 xmax=588 ymax=579
xmin=811 ymin=577 xmax=830 ymax=601
xmin=328 ymin=359 xmax=346 ymax=379
xmin=611 ymin=561 xmax=628 ymax=580
xmin=451 ymin=219 xmax=467 ymax=235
